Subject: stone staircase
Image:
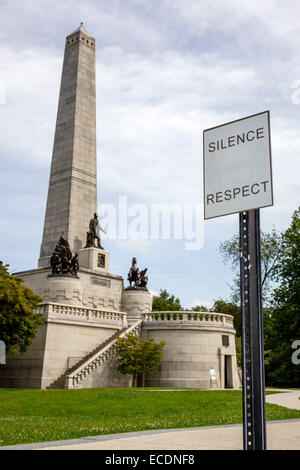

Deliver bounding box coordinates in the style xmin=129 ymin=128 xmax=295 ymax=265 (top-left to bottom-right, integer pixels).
xmin=47 ymin=320 xmax=142 ymax=389
xmin=47 ymin=328 xmax=127 ymax=389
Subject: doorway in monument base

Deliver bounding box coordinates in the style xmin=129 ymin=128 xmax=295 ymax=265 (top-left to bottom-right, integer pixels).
xmin=224 ymin=355 xmax=233 ymax=388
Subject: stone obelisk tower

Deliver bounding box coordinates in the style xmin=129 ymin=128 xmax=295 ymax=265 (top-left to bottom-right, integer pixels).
xmin=39 ymin=25 xmax=97 ymax=267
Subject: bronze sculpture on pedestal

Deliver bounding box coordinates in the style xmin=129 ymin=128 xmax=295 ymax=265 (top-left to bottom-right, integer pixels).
xmin=85 ymin=213 xmax=106 ymax=249
xmin=49 ymin=236 xmax=79 ymax=277
xmin=127 ymin=258 xmax=148 ymax=290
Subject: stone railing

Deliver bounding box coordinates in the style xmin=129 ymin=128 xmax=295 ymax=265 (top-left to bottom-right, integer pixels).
xmin=142 ymin=311 xmax=234 ymax=328
xmin=65 ymin=320 xmax=143 ymax=388
xmin=36 ymin=302 xmax=127 ymax=326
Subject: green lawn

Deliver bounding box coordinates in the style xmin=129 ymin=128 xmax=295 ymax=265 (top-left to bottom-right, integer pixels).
xmin=0 ymin=388 xmax=300 ymax=447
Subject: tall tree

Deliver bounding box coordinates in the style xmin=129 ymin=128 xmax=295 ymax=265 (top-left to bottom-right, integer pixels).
xmin=212 ymin=299 xmax=241 ymax=337
xmin=219 ymin=228 xmax=281 ymax=304
xmin=0 ymin=263 xmax=44 ymax=356
xmin=265 ymin=208 xmax=300 ymax=387
xmin=152 ymin=289 xmax=182 ymax=311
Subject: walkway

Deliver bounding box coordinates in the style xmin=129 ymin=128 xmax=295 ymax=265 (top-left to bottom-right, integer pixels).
xmin=265 ymin=389 xmax=300 ymax=410
xmin=1 ymin=420 xmax=299 ymax=450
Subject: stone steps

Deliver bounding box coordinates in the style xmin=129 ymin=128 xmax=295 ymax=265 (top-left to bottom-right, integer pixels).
xmin=66 ymin=320 xmax=143 ymax=389
xmin=47 ymin=328 xmax=127 ymax=389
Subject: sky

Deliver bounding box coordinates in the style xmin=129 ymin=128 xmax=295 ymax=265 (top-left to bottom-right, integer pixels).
xmin=0 ymin=0 xmax=299 ymax=308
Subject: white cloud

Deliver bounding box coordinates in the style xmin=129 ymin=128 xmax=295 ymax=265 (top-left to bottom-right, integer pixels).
xmin=0 ymin=0 xmax=299 ymax=305
xmin=97 ymin=48 xmax=264 ymax=207
xmin=149 ymin=289 xmax=159 ymax=297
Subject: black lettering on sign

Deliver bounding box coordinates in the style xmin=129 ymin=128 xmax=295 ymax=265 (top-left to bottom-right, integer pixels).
xmin=205 ymin=181 xmax=270 ymax=206
xmin=228 ymin=136 xmax=235 ymax=147
xmin=208 ymin=142 xmax=216 ymax=152
xmin=256 ymin=127 xmax=264 ymax=139
xmin=242 ymin=185 xmax=250 ymax=197
xmin=216 ymin=192 xmax=223 ymax=203
xmin=261 ymin=180 xmax=269 ymax=191
xmin=233 ymin=187 xmax=240 ymax=198
xmin=207 ymin=127 xmax=265 ymax=153
xmin=246 ymin=130 xmax=255 ymax=141
xmin=237 ymin=133 xmax=245 ymax=144
xmin=251 ymin=183 xmax=260 ymax=194
xmin=224 ymin=189 xmax=232 ymax=200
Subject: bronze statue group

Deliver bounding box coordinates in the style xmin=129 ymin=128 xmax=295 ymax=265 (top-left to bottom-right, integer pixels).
xmin=50 ymin=236 xmax=79 ymax=277
xmin=127 ymin=257 xmax=148 ymax=289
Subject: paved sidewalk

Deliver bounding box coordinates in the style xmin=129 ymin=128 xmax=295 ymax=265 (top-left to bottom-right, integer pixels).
xmin=1 ymin=420 xmax=300 ymax=450
xmin=265 ymin=390 xmax=300 ymax=410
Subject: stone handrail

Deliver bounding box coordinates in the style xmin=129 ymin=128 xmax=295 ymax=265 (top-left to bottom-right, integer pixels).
xmin=65 ymin=320 xmax=143 ymax=388
xmin=142 ymin=311 xmax=234 ymax=327
xmin=36 ymin=302 xmax=127 ymax=326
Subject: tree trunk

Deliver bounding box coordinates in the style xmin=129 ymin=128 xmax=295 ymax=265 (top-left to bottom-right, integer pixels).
xmin=142 ymin=373 xmax=145 ymax=388
xmin=132 ymin=373 xmax=136 ymax=387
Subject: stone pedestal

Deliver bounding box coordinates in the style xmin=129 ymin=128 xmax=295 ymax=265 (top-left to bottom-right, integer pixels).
xmin=78 ymin=247 xmax=110 ymax=274
xmin=12 ymin=264 xmax=123 ymax=310
xmin=121 ymin=288 xmax=152 ymax=324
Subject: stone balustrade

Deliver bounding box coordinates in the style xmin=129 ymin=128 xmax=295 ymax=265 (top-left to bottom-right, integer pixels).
xmin=142 ymin=311 xmax=234 ymax=328
xmin=66 ymin=320 xmax=143 ymax=388
xmin=36 ymin=302 xmax=127 ymax=326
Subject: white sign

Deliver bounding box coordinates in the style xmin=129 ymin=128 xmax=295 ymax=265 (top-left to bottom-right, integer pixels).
xmin=203 ymin=111 xmax=273 ymax=219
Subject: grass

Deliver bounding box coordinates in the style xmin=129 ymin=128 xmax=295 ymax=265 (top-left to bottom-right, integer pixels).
xmin=0 ymin=388 xmax=300 ymax=446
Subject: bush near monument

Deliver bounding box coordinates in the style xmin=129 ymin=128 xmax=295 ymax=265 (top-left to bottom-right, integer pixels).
xmin=114 ymin=334 xmax=165 ymax=386
xmin=0 ymin=263 xmax=44 ymax=356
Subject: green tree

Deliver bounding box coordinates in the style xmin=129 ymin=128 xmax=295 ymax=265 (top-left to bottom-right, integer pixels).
xmin=0 ymin=263 xmax=44 ymax=356
xmin=211 ymin=299 xmax=274 ymax=368
xmin=152 ymin=289 xmax=182 ymax=311
xmin=212 ymin=299 xmax=241 ymax=337
xmin=191 ymin=305 xmax=209 ymax=312
xmin=114 ymin=334 xmax=165 ymax=386
xmin=265 ymin=208 xmax=300 ymax=387
xmin=219 ymin=228 xmax=281 ymax=304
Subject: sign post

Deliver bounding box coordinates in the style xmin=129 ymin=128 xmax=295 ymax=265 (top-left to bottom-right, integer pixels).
xmin=239 ymin=209 xmax=266 ymax=449
xmin=203 ymin=111 xmax=273 ymax=450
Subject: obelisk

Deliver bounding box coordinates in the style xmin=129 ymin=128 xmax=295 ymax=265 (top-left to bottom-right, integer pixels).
xmin=38 ymin=25 xmax=97 ymax=267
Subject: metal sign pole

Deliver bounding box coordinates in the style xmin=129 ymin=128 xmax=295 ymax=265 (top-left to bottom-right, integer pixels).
xmin=239 ymin=209 xmax=267 ymax=450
